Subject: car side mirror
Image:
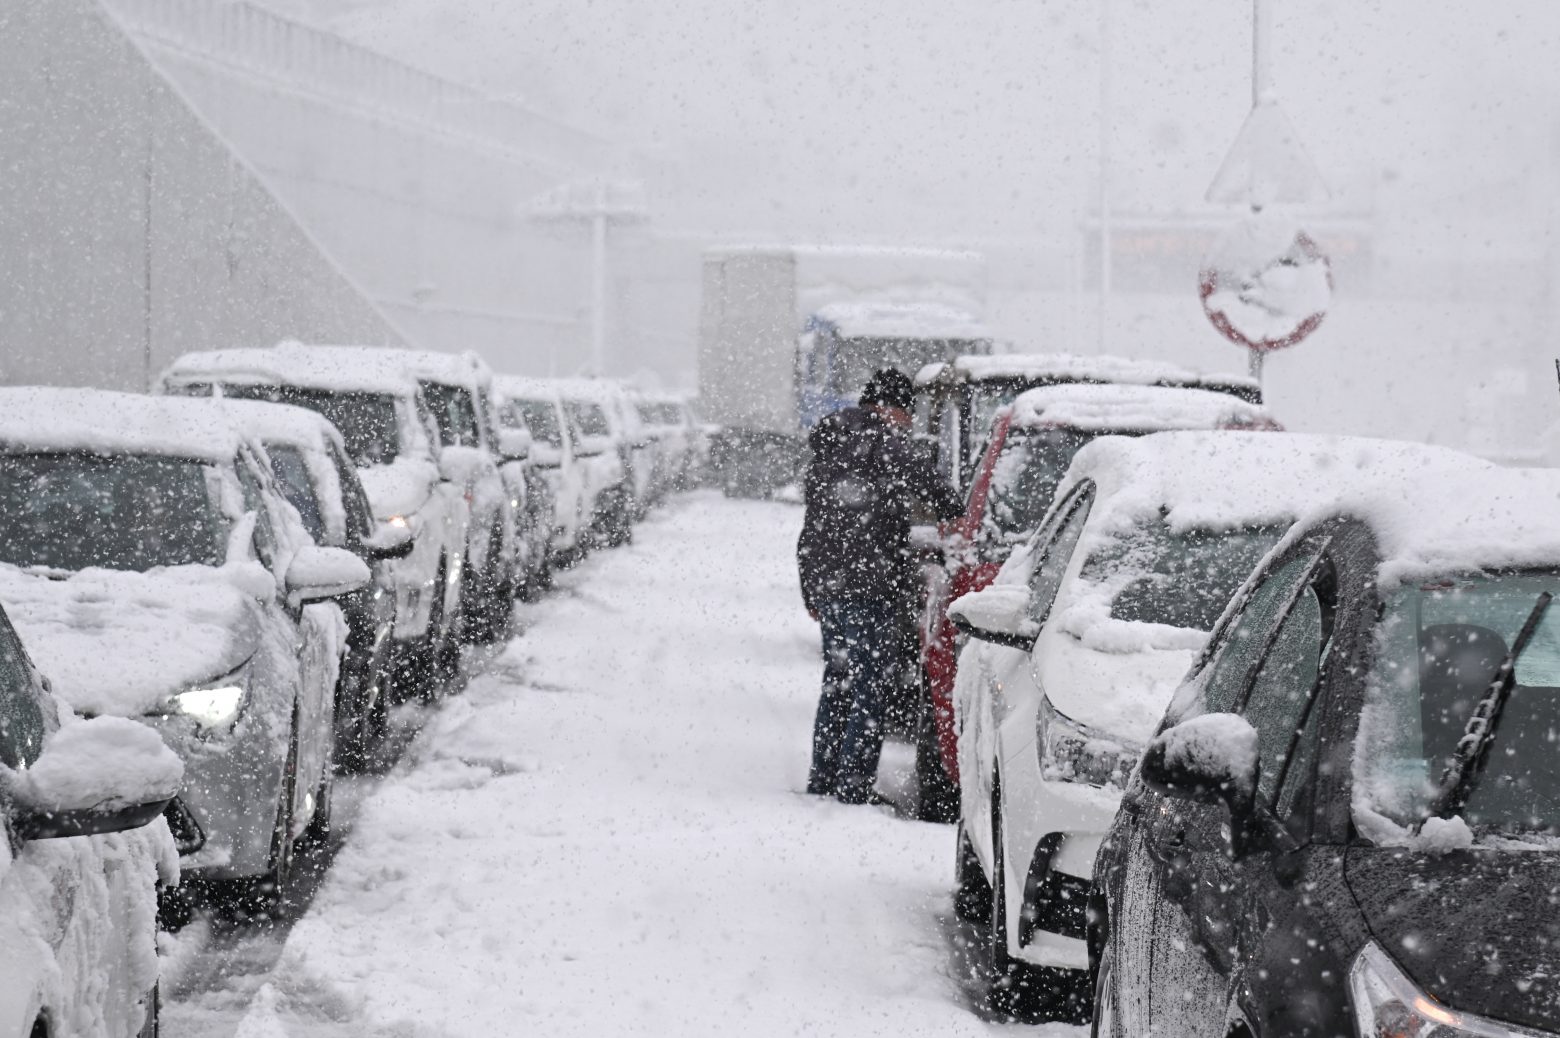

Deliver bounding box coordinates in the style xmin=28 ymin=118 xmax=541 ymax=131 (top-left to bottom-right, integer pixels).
xmin=1141 ymin=713 xmax=1259 ymax=820
xmin=947 ymin=584 xmax=1039 ymax=650
xmin=8 ymin=717 xmax=182 ymax=841
xmin=285 ymin=545 xmax=371 ymax=606
xmin=361 ymin=521 xmax=415 ymax=561
xmin=497 ymin=427 xmax=533 ymax=463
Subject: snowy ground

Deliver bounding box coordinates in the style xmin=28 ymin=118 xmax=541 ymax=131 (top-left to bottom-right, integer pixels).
xmin=166 ymin=492 xmax=1081 ymax=1037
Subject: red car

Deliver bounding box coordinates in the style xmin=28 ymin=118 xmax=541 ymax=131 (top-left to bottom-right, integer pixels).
xmin=913 ymin=382 xmax=1280 ymax=821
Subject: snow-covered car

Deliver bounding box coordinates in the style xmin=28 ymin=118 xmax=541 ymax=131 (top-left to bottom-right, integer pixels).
xmin=636 ymin=395 xmax=696 ymax=498
xmin=917 ymin=384 xmax=1279 ymax=821
xmin=555 ymin=379 xmax=655 ymax=522
xmin=1088 ymin=444 xmax=1559 ymax=1038
xmin=0 ymin=596 xmax=183 ymax=1038
xmin=557 ymin=389 xmax=632 ymax=547
xmin=401 ymin=350 xmax=519 ymax=642
xmin=947 ymin=432 xmax=1370 ymax=1020
xmin=0 ymin=388 xmax=368 ymax=912
xmin=494 ymin=377 xmax=590 ymax=564
xmin=160 ymin=345 xmax=471 ymax=690
xmin=912 ymin=353 xmax=1263 ymax=496
xmin=474 ymin=381 xmax=551 ymax=601
xmin=219 ymin=399 xmax=416 ymax=771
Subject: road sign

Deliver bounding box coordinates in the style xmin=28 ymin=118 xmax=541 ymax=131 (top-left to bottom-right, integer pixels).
xmin=1198 ymin=212 xmax=1331 ymax=353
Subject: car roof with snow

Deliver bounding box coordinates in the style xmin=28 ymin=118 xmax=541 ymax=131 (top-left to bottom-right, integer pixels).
xmin=1006 ymin=382 xmax=1276 ymax=433
xmin=163 ymin=343 xmax=426 ymax=397
xmin=0 ymin=386 xmax=248 ymax=463
xmin=493 ymin=375 xmax=563 ymax=402
xmin=217 ymin=398 xmax=346 ymax=455
xmin=914 ymin=351 xmax=1259 ymax=398
xmin=810 ymin=301 xmax=989 ymax=341
xmin=547 ymin=377 xmax=634 ymax=402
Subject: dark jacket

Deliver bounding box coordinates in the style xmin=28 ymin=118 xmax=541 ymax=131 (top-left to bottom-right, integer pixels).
xmin=797 ymin=406 xmax=963 ymax=612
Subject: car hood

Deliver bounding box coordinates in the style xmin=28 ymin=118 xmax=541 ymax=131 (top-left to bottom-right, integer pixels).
xmin=1346 ymin=845 xmax=1560 ymax=1032
xmin=358 ymin=457 xmax=438 ymax=520
xmin=0 ymin=564 xmax=262 ymax=717
xmin=1035 ymin=625 xmax=1200 ymax=746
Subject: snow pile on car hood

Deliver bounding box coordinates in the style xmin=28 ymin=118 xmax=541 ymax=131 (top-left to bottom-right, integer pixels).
xmin=1009 ymin=382 xmax=1275 ymax=433
xmin=0 ymin=565 xmax=263 ymax=717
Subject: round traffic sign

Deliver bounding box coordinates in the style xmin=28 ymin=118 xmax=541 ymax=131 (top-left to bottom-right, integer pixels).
xmin=1199 ymin=213 xmax=1332 ymax=353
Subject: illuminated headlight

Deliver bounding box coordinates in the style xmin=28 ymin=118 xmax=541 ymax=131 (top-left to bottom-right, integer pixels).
xmin=387 ymin=514 xmax=415 ymax=531
xmin=1036 ymin=697 xmax=1141 ymax=791
xmin=165 ymin=673 xmax=247 ymax=732
xmin=1350 ymin=942 xmax=1544 ymax=1037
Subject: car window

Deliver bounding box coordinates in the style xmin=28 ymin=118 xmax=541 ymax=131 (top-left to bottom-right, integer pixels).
xmin=568 ymin=401 xmax=612 ymax=438
xmin=420 ymin=381 xmax=482 ymax=448
xmin=1239 ymin=578 xmax=1332 ymax=810
xmin=329 ymin=442 xmax=374 ymax=545
xmin=508 ymin=400 xmax=563 ymax=448
xmin=235 ymin=454 xmax=279 ymax=568
xmin=1025 ymin=490 xmax=1094 ymax=626
xmin=266 ymin=443 xmax=326 ymax=543
xmin=1190 ymin=551 xmax=1324 ymax=719
xmin=0 ymin=612 xmax=44 ymax=771
xmin=222 ymin=384 xmax=401 ymax=466
xmin=985 ymin=428 xmax=1103 ymax=540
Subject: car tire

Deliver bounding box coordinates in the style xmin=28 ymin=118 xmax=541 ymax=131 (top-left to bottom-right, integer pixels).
xmin=915 ymin=691 xmax=959 ymax=824
xmin=954 ymin=820 xmax=993 ymax=924
xmin=987 ymin=774 xmax=1085 ymax=1023
xmin=1091 ymin=939 xmax=1118 ymax=1038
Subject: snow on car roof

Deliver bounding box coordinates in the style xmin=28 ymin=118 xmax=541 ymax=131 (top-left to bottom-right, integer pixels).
xmin=493 ymin=375 xmax=563 ymax=402
xmin=811 ymin=301 xmax=989 ymax=341
xmin=0 ymin=387 xmax=246 ymax=463
xmin=546 ymin=377 xmax=634 ymax=402
xmin=913 ymin=351 xmax=1258 ymax=391
xmin=218 ymin=398 xmax=344 ymax=454
xmin=1008 ymin=383 xmax=1274 ymax=433
xmin=1062 ymin=431 xmax=1560 ymax=583
xmin=163 ymin=342 xmax=490 ymax=395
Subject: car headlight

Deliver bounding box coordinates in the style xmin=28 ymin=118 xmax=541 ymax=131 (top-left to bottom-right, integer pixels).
xmin=387 ymin=513 xmax=418 ymax=533
xmin=1350 ymin=942 xmax=1545 ymax=1037
xmin=164 ymin=670 xmax=248 ymax=732
xmin=1036 ymin=697 xmax=1141 ymax=791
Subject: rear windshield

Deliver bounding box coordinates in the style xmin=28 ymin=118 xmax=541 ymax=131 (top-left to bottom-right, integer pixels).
xmin=0 ymin=452 xmax=224 ymax=572
xmin=509 ymin=400 xmax=562 ymax=447
xmin=419 ymin=381 xmax=482 ymax=449
xmin=982 ymin=429 xmax=1102 ymax=538
xmin=222 ymin=384 xmax=401 ymax=467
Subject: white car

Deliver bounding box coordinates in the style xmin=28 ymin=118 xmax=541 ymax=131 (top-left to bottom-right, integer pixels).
xmin=556 ymin=389 xmax=631 ymax=547
xmin=494 ymin=377 xmax=591 ymax=562
xmin=0 ymin=388 xmax=368 ymax=914
xmin=160 ymin=345 xmax=472 ymax=691
xmin=635 ymin=394 xmax=696 ymax=498
xmin=0 ymin=597 xmax=182 ymax=1038
xmin=947 ymin=432 xmax=1387 ymax=1020
xmin=554 ymin=379 xmax=655 ymax=521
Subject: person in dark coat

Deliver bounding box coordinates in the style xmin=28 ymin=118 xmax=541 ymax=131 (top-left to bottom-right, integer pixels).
xmin=797 ymin=367 xmax=963 ymax=804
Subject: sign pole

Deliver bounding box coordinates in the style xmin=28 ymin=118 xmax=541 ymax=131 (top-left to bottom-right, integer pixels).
xmin=1097 ymin=0 xmax=1113 ymax=353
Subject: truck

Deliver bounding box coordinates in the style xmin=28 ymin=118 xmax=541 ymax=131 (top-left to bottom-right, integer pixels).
xmin=698 ymin=246 xmax=991 ymax=496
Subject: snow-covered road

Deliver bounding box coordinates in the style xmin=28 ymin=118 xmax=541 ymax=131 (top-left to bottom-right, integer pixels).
xmin=206 ymin=493 xmax=1079 ymax=1037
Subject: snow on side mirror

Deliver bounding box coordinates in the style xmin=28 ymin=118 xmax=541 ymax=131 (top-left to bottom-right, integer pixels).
xmin=1141 ymin=712 xmax=1259 ymax=817
xmin=948 ymin=584 xmax=1039 ymax=650
xmin=8 ymin=717 xmax=183 ymax=841
xmin=285 ymin=545 xmax=371 ymax=606
xmin=497 ymin=427 xmax=533 ymax=462
xmin=361 ymin=520 xmax=415 ymax=561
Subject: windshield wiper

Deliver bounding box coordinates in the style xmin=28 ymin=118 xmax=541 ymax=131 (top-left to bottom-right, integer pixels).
xmin=1421 ymin=591 xmax=1554 ymax=827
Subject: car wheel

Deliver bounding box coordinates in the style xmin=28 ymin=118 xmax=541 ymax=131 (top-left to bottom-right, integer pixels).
xmin=915 ymin=690 xmax=959 ymax=824
xmin=954 ymin=820 xmax=993 ymax=924
xmin=1091 ymin=939 xmax=1118 ymax=1038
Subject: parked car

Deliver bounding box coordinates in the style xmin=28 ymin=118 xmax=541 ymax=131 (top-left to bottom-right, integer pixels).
xmin=555 ymin=386 xmax=632 ymax=547
xmin=0 ymin=388 xmax=369 ymax=913
xmin=947 ymin=432 xmax=1377 ymax=1021
xmin=912 ymin=353 xmax=1262 ymax=496
xmin=466 ymin=377 xmax=550 ymax=601
xmin=220 ymin=399 xmax=415 ymax=771
xmin=555 ymin=379 xmax=655 ymax=521
xmin=0 ymin=595 xmax=182 ymax=1038
xmin=916 ymin=383 xmax=1280 ymax=821
xmin=401 ymin=350 xmax=520 ymax=642
xmin=1086 ymin=441 xmax=1559 ymax=1038
xmin=636 ymin=394 xmax=696 ymax=498
xmin=494 ymin=377 xmax=591 ymax=564
xmin=160 ymin=344 xmax=471 ymax=689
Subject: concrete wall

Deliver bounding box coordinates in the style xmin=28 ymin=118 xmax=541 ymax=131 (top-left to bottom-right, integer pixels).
xmin=0 ymin=0 xmax=402 ymax=391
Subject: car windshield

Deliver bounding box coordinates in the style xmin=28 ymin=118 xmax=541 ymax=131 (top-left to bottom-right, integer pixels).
xmin=1359 ymin=573 xmax=1560 ymax=837
xmin=510 ymin=400 xmax=562 ymax=447
xmin=222 ymin=384 xmax=401 ymax=466
xmin=1079 ymin=520 xmax=1289 ymax=632
xmin=0 ymin=608 xmax=45 ymax=771
xmin=983 ymin=428 xmax=1103 ymax=537
xmin=0 ymin=452 xmax=224 ymax=571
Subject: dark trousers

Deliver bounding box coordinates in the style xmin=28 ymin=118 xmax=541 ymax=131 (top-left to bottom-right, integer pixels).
xmin=808 ymin=597 xmax=899 ymax=802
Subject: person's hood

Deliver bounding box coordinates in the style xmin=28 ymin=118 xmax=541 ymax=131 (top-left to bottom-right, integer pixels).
xmin=1346 ymin=845 xmax=1560 ymax=1032
xmin=357 ymin=457 xmax=439 ymax=521
xmin=1035 ymin=624 xmax=1201 ymax=746
xmin=0 ymin=563 xmax=264 ymax=717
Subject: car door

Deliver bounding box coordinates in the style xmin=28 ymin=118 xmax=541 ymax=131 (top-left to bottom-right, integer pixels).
xmin=1136 ymin=540 xmax=1331 ymax=1037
